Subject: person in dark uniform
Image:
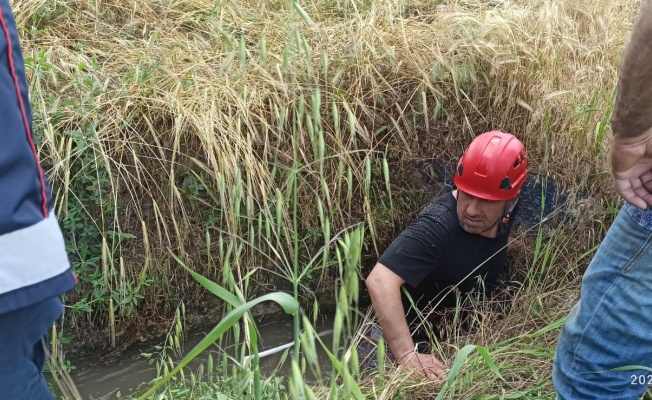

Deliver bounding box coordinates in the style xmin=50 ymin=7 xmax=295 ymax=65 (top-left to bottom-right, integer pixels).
xmin=365 ymin=131 xmax=528 ymax=378
xmin=0 ymin=2 xmax=76 ymax=398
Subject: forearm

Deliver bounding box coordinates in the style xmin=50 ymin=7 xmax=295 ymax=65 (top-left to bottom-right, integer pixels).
xmin=366 ymin=277 xmax=415 ymax=359
xmin=366 ymin=264 xmax=446 ymax=379
xmin=612 ymin=1 xmax=652 ymax=138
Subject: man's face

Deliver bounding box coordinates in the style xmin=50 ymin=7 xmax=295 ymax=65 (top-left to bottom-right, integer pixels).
xmin=456 ymin=190 xmax=510 ymax=237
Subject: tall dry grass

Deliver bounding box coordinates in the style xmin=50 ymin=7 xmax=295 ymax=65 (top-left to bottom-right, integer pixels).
xmin=13 ymin=0 xmax=640 ymax=357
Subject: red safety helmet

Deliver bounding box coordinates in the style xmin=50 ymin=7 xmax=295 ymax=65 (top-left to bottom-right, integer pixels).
xmin=453 ymin=130 xmax=528 ymax=201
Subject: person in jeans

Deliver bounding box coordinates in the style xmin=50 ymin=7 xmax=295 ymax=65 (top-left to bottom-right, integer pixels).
xmin=0 ymin=1 xmax=76 ymax=399
xmin=365 ymin=131 xmax=527 ymax=379
xmin=553 ymin=2 xmax=652 ymax=398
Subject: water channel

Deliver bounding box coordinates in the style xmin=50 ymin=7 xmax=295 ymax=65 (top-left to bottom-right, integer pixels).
xmin=71 ymin=315 xmax=335 ymax=399
xmin=69 ymin=163 xmax=567 ymax=399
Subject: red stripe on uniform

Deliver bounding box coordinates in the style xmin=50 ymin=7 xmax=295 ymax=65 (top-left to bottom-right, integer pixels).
xmin=0 ymin=6 xmax=48 ymax=218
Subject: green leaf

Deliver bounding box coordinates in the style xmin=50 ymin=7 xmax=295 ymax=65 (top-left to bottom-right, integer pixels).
xmin=138 ymin=292 xmax=298 ymax=399
xmin=602 ymin=365 xmax=652 ymax=373
xmin=292 ymin=1 xmax=315 ymax=27
xmin=436 ymin=344 xmax=477 ymax=400
xmin=476 ymin=346 xmax=505 ymax=381
xmin=170 ymin=252 xmax=241 ymax=306
xmin=436 ymin=344 xmax=505 ymax=400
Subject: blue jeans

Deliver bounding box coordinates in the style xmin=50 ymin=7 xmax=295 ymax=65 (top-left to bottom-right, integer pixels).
xmin=0 ymin=298 xmax=63 ymax=400
xmin=553 ymin=206 xmax=652 ymax=399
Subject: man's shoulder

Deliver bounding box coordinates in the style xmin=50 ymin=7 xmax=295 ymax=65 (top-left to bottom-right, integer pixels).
xmin=416 ymin=192 xmax=458 ymax=225
xmin=387 ymin=191 xmax=459 ymax=251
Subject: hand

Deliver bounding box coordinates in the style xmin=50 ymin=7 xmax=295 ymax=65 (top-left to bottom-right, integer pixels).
xmin=397 ymin=352 xmax=447 ymax=380
xmin=611 ymin=129 xmax=652 ymax=209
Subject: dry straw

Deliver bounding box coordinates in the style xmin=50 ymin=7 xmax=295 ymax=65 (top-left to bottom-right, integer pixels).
xmin=12 ymin=1 xmax=642 ymax=395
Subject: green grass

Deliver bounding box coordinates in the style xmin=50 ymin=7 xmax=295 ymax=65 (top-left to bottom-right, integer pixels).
xmin=119 ymin=213 xmax=600 ymax=400
xmin=20 ymin=0 xmax=644 ymax=398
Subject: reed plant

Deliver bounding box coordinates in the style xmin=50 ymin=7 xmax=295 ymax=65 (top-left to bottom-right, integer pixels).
xmin=18 ymin=0 xmax=646 ymax=398
xmin=19 ymin=0 xmax=634 ymax=338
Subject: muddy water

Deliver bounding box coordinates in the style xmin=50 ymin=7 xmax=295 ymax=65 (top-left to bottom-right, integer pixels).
xmin=71 ymin=315 xmax=335 ymax=399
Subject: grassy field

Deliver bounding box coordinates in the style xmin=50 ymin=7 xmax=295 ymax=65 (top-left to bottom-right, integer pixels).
xmin=16 ymin=0 xmax=643 ymax=398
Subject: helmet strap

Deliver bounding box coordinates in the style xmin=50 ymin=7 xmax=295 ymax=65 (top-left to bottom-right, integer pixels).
xmin=501 ymin=197 xmax=519 ymax=224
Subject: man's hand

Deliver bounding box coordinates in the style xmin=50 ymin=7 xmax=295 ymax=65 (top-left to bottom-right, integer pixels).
xmin=398 ymin=352 xmax=447 ymax=380
xmin=612 ymin=129 xmax=652 ymax=209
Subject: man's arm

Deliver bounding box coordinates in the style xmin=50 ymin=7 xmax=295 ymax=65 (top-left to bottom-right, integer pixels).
xmin=611 ymin=1 xmax=652 ymax=139
xmin=366 ymin=263 xmax=414 ymax=358
xmin=610 ymin=1 xmax=652 ymax=209
xmin=365 ymin=262 xmax=445 ymax=379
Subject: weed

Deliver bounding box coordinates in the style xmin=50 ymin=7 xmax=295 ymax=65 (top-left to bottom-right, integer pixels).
xmin=16 ymin=0 xmax=642 ymax=398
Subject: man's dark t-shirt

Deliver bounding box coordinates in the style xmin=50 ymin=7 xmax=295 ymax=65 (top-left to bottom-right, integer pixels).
xmin=378 ymin=191 xmax=515 ymax=341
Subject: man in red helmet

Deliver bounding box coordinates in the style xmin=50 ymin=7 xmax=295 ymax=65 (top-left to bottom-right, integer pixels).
xmin=365 ymin=131 xmax=528 ymax=379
